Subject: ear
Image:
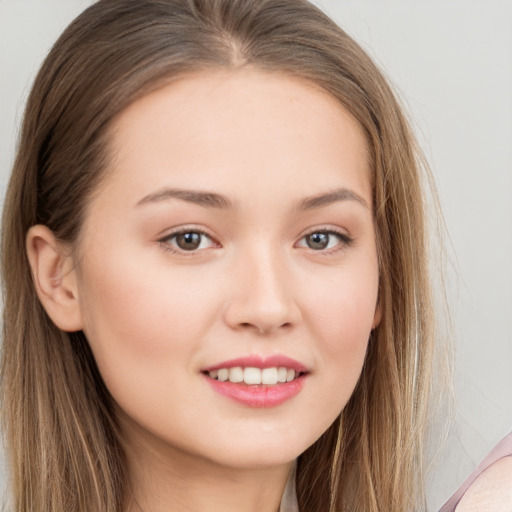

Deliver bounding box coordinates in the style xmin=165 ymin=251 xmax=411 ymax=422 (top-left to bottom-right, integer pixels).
xmin=26 ymin=225 xmax=83 ymax=332
xmin=371 ymin=302 xmax=382 ymax=329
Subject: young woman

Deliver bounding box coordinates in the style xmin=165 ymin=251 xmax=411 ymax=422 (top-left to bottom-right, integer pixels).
xmin=3 ymin=0 xmax=498 ymax=511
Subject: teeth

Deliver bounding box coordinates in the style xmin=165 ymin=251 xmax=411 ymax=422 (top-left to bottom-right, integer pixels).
xmin=217 ymin=368 xmax=229 ymax=382
xmin=229 ymin=366 xmax=244 ymax=383
xmin=244 ymin=367 xmax=262 ymax=385
xmin=207 ymin=366 xmax=301 ymax=385
xmin=277 ymin=367 xmax=288 ymax=383
xmin=261 ymin=367 xmax=278 ymax=385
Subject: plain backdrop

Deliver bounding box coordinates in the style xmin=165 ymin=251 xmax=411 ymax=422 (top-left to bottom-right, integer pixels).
xmin=1 ymin=1 xmax=511 ymax=509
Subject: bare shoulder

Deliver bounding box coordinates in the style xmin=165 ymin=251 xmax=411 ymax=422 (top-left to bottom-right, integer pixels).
xmin=455 ymin=456 xmax=512 ymax=512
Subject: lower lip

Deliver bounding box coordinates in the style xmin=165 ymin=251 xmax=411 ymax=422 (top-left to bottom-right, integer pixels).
xmin=203 ymin=374 xmax=306 ymax=408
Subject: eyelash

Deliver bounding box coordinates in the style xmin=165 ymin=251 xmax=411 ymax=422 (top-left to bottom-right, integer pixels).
xmin=157 ymin=227 xmax=354 ymax=255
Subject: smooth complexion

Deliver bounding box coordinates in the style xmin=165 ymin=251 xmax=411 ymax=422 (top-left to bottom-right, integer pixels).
xmin=455 ymin=457 xmax=512 ymax=512
xmin=28 ymin=69 xmax=380 ymax=512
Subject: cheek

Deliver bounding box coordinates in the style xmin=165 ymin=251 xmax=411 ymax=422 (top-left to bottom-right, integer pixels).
xmin=76 ymin=251 xmax=220 ymax=389
xmin=75 ymin=256 xmax=223 ymax=436
xmin=305 ymin=262 xmax=378 ymax=344
xmin=301 ymin=262 xmax=378 ymax=407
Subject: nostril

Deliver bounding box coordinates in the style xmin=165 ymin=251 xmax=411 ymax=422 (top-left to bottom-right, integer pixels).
xmin=237 ymin=321 xmax=293 ymax=333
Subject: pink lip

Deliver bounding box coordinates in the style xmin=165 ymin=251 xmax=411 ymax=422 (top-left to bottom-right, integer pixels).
xmin=202 ymin=355 xmax=308 ymax=373
xmin=202 ymin=355 xmax=308 ymax=408
xmin=203 ymin=374 xmax=306 ymax=408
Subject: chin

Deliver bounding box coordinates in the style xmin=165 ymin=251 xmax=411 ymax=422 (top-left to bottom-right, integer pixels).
xmin=193 ymin=426 xmax=323 ymax=470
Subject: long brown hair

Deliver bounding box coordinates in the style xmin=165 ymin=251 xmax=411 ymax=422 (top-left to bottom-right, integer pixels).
xmin=2 ymin=1 xmax=440 ymax=510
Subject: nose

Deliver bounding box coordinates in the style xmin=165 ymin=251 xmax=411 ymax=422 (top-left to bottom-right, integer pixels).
xmin=223 ymin=248 xmax=301 ymax=335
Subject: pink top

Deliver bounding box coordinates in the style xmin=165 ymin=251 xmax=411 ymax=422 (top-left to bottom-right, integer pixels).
xmin=438 ymin=431 xmax=512 ymax=512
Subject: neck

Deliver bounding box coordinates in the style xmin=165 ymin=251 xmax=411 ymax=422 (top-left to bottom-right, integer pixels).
xmin=121 ymin=421 xmax=292 ymax=512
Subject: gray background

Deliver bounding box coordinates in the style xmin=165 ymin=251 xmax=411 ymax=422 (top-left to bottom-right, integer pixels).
xmin=1 ymin=1 xmax=511 ymax=509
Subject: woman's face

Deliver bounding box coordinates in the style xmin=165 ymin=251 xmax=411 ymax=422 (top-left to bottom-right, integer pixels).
xmin=74 ymin=69 xmax=380 ymax=469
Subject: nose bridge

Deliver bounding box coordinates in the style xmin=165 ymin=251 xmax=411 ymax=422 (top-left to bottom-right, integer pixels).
xmin=224 ymin=242 xmax=299 ymax=334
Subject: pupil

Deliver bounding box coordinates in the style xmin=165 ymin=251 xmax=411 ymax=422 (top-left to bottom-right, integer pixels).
xmin=307 ymin=232 xmax=328 ymax=249
xmin=177 ymin=232 xmax=201 ymax=250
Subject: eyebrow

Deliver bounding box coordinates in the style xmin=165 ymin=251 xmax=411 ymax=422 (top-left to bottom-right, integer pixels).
xmin=136 ymin=188 xmax=232 ymax=209
xmin=298 ymin=188 xmax=370 ymax=211
xmin=135 ymin=186 xmax=369 ymax=211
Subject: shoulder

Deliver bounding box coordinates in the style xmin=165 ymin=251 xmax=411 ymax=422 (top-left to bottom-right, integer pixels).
xmin=455 ymin=456 xmax=512 ymax=512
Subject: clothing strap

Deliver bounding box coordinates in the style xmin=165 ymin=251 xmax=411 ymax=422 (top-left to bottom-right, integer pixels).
xmin=438 ymin=431 xmax=512 ymax=512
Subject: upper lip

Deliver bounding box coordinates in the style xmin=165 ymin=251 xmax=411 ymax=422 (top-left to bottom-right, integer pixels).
xmin=202 ymin=355 xmax=308 ymax=373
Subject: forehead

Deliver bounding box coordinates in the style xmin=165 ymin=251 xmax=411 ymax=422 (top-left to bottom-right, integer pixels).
xmin=100 ymin=68 xmax=371 ymax=207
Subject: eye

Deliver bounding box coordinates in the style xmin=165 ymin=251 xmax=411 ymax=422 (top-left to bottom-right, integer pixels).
xmin=160 ymin=229 xmax=217 ymax=252
xmin=297 ymin=230 xmax=352 ymax=251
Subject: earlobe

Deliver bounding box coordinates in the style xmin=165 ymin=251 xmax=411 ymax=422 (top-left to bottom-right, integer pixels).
xmin=26 ymin=225 xmax=83 ymax=332
xmin=372 ymin=302 xmax=382 ymax=329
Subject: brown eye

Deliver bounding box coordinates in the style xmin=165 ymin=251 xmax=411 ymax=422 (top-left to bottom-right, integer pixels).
xmin=161 ymin=230 xmax=216 ymax=253
xmin=297 ymin=230 xmax=353 ymax=252
xmin=306 ymin=232 xmax=330 ymax=250
xmin=175 ymin=232 xmax=202 ymax=250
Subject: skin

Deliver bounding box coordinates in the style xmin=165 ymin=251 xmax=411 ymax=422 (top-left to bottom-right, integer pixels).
xmin=27 ymin=69 xmax=380 ymax=512
xmin=455 ymin=457 xmax=512 ymax=512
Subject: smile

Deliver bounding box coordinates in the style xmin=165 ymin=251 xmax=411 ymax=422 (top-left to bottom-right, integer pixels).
xmin=207 ymin=366 xmax=301 ymax=385
xmin=202 ymin=355 xmax=308 ymax=407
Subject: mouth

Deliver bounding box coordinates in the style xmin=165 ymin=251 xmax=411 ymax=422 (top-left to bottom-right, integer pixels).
xmin=204 ymin=366 xmax=304 ymax=385
xmin=201 ymin=356 xmax=308 ymax=407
